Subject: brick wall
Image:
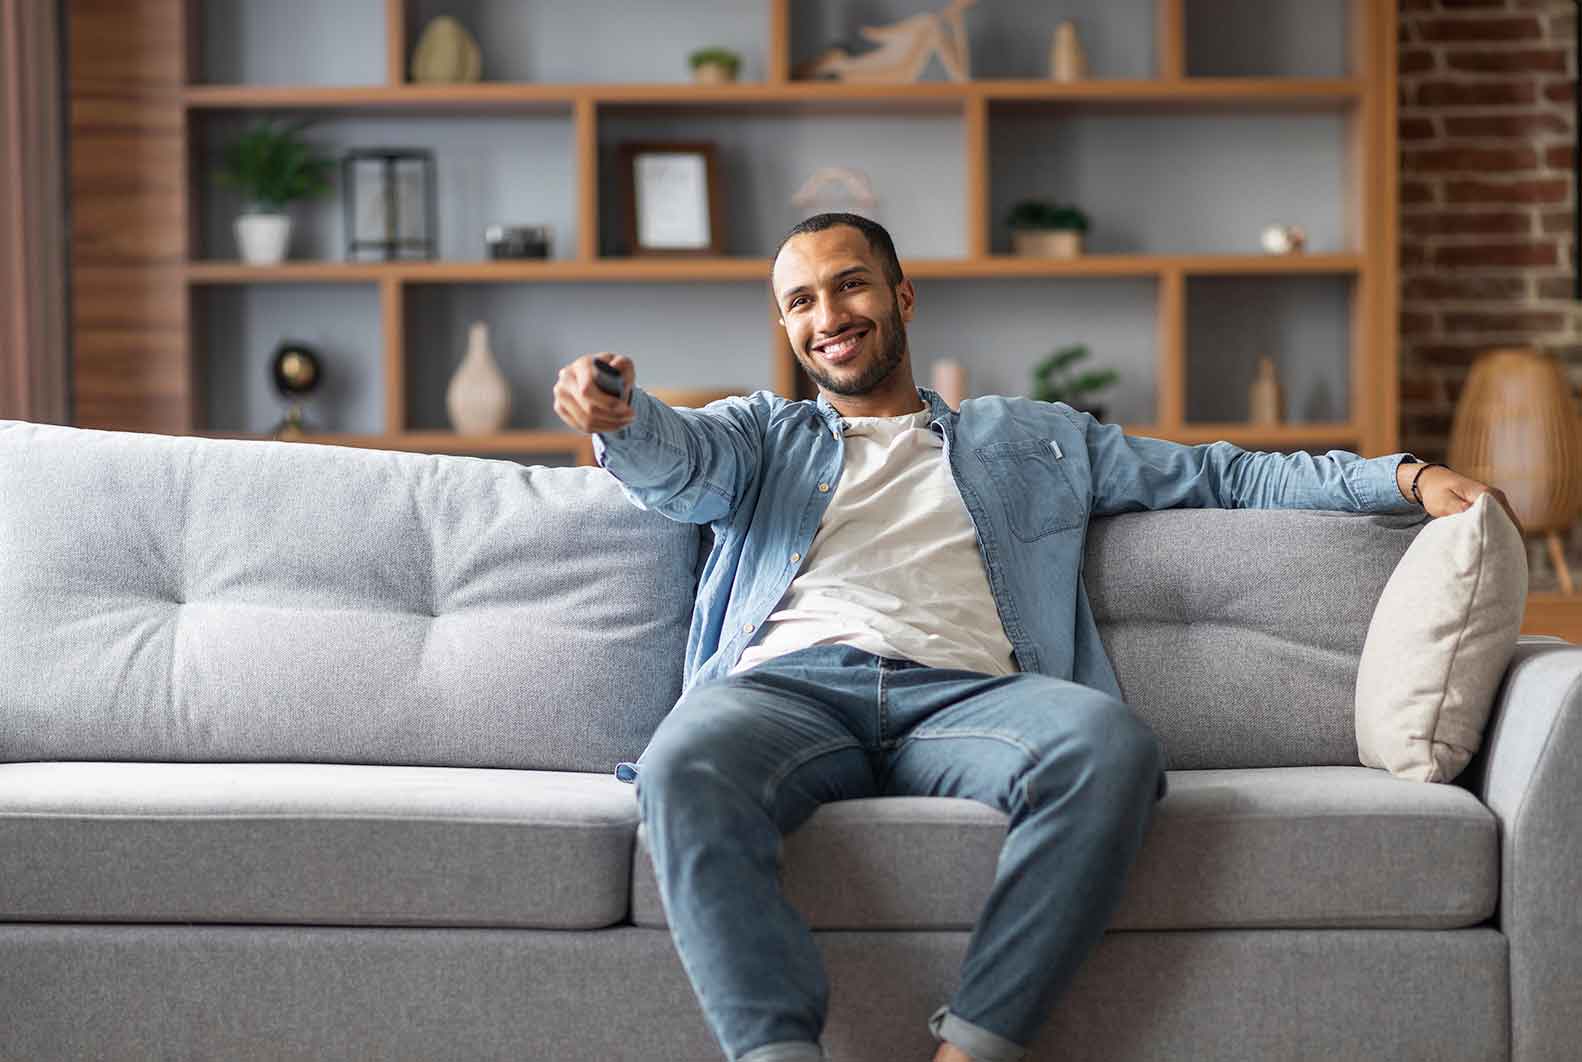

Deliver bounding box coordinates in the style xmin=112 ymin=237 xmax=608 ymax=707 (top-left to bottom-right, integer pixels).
xmin=1398 ymin=0 xmax=1580 ymax=463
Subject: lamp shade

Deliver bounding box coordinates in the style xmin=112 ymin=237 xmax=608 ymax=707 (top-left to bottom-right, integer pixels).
xmin=1447 ymin=348 xmax=1582 ymax=535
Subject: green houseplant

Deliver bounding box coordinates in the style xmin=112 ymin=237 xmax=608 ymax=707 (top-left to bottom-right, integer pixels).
xmin=1007 ymin=198 xmax=1089 ymax=259
xmin=689 ymin=47 xmax=742 ymax=84
xmin=1031 ymin=343 xmax=1118 ymax=421
xmin=217 ymin=119 xmax=333 ymax=266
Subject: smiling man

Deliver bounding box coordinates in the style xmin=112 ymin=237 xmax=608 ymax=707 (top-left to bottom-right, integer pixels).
xmin=552 ymin=212 xmax=1513 ymax=1062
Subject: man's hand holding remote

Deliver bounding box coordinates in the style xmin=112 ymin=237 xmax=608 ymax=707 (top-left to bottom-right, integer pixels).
xmin=553 ymin=353 xmax=637 ymax=434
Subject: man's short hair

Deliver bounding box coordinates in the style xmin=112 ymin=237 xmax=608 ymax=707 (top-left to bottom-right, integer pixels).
xmin=773 ymin=212 xmax=905 ymax=289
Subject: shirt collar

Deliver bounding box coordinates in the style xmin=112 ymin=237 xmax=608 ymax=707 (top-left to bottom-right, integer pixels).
xmin=814 ymin=385 xmax=957 ymax=430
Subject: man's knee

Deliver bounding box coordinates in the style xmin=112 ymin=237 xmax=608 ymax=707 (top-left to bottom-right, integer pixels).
xmin=1035 ymin=695 xmax=1166 ymax=804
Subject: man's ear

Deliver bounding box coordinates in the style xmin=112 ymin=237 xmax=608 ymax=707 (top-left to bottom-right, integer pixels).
xmin=896 ymin=278 xmax=916 ymax=323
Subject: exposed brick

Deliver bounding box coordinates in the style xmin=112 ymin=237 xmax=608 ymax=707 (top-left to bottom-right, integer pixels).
xmin=1402 ymin=179 xmax=1439 ymax=205
xmin=1402 ymin=243 xmax=1430 ymax=268
xmin=1401 ymin=209 xmax=1534 ymax=237
xmin=1445 ymin=176 xmax=1570 ymax=204
xmin=1415 ymin=79 xmax=1539 ymax=107
xmin=1403 ymin=412 xmax=1456 ymax=438
xmin=1434 ymin=241 xmax=1560 ymax=267
xmin=1401 ymin=116 xmax=1439 ymax=141
xmin=1552 ymin=11 xmax=1576 ymax=40
xmin=1443 ymin=309 xmax=1569 ymax=332
xmin=1544 ymin=144 xmax=1575 ymax=170
xmin=1400 ymin=375 xmax=1441 ymax=405
xmin=1416 ymin=17 xmax=1545 ymax=43
xmin=1402 ymin=309 xmax=1439 ymax=336
xmin=1540 ymin=210 xmax=1576 ymax=235
xmin=1404 ymin=145 xmax=1541 ymax=173
xmin=1537 ymin=275 xmax=1581 ymax=299
xmin=1443 ymin=112 xmax=1571 ymax=139
xmin=1444 ymin=48 xmax=1569 ymax=76
xmin=1399 ymin=48 xmax=1439 ymax=75
xmin=1403 ymin=274 xmax=1531 ymax=300
xmin=1440 ymin=0 xmax=1509 ymax=9
xmin=1414 ymin=342 xmax=1525 ymax=366
xmin=1544 ymin=80 xmax=1575 ymax=104
xmin=1398 ymin=0 xmax=1437 ymax=11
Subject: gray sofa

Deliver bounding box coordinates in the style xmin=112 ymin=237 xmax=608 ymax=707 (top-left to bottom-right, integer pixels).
xmin=1 ymin=418 xmax=1577 ymax=1062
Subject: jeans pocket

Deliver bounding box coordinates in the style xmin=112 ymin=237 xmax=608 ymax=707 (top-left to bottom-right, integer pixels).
xmin=975 ymin=438 xmax=1086 ymax=541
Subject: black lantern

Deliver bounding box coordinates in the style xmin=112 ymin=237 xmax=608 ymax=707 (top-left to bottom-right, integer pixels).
xmin=341 ymin=148 xmax=437 ymax=261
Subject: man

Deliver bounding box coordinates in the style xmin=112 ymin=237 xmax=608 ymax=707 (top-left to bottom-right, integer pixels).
xmin=552 ymin=213 xmax=1515 ymax=1062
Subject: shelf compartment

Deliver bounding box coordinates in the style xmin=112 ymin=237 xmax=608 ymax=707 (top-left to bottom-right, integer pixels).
xmin=194 ymin=0 xmax=388 ymax=87
xmin=191 ymin=112 xmax=577 ymax=264
xmin=1185 ymin=274 xmax=1354 ymax=427
xmin=1184 ymin=0 xmax=1351 ymax=80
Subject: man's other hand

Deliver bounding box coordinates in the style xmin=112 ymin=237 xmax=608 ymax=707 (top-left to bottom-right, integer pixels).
xmin=1404 ymin=463 xmax=1526 ymax=537
xmin=553 ymin=353 xmax=637 ymax=434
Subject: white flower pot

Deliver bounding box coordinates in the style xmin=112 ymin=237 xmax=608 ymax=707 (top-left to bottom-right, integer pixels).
xmin=1011 ymin=229 xmax=1083 ymax=258
xmin=692 ymin=62 xmax=737 ymax=84
xmin=235 ymin=213 xmax=292 ymax=266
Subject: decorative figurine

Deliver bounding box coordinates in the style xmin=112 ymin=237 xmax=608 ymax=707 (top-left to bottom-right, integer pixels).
xmin=794 ymin=0 xmax=977 ymax=83
xmin=790 ymin=167 xmax=878 ymax=222
xmin=269 ymin=341 xmax=323 ymax=441
xmin=1260 ymin=224 xmax=1307 ymax=254
xmin=1249 ymin=355 xmax=1284 ymax=425
xmin=410 ymin=16 xmax=481 ymax=83
xmin=1050 ymin=20 xmax=1087 ymax=82
xmin=446 ymin=322 xmax=511 ymax=435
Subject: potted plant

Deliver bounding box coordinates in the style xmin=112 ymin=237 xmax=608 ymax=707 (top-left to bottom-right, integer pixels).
xmin=217 ymin=119 xmax=333 ymax=266
xmin=1031 ymin=343 xmax=1118 ymax=421
xmin=1007 ymin=199 xmax=1089 ymax=258
xmin=689 ymin=46 xmax=742 ymax=85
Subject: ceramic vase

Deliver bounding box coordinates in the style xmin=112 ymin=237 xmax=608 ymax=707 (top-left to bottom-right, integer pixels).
xmin=1249 ymin=355 xmax=1284 ymax=424
xmin=235 ymin=212 xmax=291 ymax=265
xmin=446 ymin=322 xmax=511 ymax=434
xmin=1050 ymin=21 xmax=1087 ymax=82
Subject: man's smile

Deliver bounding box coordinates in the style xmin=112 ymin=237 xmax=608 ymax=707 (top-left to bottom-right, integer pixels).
xmin=813 ymin=327 xmax=870 ymax=364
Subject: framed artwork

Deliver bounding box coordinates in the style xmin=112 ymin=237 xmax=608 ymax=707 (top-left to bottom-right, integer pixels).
xmin=618 ymin=141 xmax=726 ymax=256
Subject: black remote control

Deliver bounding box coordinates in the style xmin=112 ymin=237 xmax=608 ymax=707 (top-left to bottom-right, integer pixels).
xmin=593 ymin=358 xmax=628 ymax=402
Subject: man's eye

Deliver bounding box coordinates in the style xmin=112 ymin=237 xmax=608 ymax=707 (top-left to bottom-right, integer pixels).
xmin=842 ymin=279 xmax=863 ymax=289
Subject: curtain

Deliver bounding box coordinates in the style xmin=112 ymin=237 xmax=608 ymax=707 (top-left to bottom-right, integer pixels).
xmin=0 ymin=0 xmax=69 ymax=424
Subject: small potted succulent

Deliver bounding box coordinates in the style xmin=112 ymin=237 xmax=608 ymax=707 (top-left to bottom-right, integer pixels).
xmin=217 ymin=119 xmax=333 ymax=266
xmin=1031 ymin=343 xmax=1118 ymax=422
xmin=689 ymin=46 xmax=742 ymax=85
xmin=1007 ymin=198 xmax=1089 ymax=258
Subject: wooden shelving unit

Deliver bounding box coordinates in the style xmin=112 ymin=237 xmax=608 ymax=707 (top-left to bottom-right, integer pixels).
xmin=154 ymin=0 xmax=1399 ymax=466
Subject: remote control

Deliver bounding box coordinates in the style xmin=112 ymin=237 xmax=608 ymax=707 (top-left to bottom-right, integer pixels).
xmin=593 ymin=358 xmax=628 ymax=402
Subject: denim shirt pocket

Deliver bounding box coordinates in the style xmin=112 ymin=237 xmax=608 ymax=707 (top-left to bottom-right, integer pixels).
xmin=974 ymin=438 xmax=1086 ymax=541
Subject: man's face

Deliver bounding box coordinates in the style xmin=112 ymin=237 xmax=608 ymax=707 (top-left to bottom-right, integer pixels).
xmin=772 ymin=226 xmax=915 ymax=397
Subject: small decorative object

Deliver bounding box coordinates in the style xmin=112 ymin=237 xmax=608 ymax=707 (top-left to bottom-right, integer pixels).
xmin=1050 ymin=20 xmax=1087 ymax=82
xmin=618 ymin=141 xmax=726 ymax=256
xmin=1007 ymin=199 xmax=1088 ymax=258
xmin=342 ymin=148 xmax=437 ymax=261
xmin=485 ymin=224 xmax=552 ymax=259
xmin=410 ymin=15 xmax=481 ymax=83
xmin=217 ymin=119 xmax=333 ymax=266
xmin=1248 ymin=355 xmax=1284 ymax=424
xmin=931 ymin=358 xmax=968 ymax=408
xmin=689 ymin=47 xmax=741 ymax=84
xmin=1031 ymin=343 xmax=1118 ymax=421
xmin=1448 ymin=348 xmax=1582 ymax=595
xmin=269 ymin=340 xmax=323 ymax=441
xmin=1260 ymin=223 xmax=1307 ymax=254
xmin=794 ymin=0 xmax=976 ymax=83
xmin=790 ymin=167 xmax=878 ymax=222
xmin=446 ymin=322 xmax=511 ymax=435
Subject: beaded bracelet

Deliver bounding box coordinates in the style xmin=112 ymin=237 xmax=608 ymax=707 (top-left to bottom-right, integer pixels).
xmin=1410 ymin=462 xmax=1448 ymax=506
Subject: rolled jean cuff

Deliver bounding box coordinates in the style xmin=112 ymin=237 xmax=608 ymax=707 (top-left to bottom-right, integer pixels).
xmin=929 ymin=1005 xmax=1026 ymax=1062
xmin=736 ymin=1040 xmax=825 ymax=1062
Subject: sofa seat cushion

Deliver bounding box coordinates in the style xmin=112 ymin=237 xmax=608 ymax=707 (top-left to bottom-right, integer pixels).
xmin=0 ymin=762 xmax=639 ymax=928
xmin=631 ymin=765 xmax=1497 ymax=930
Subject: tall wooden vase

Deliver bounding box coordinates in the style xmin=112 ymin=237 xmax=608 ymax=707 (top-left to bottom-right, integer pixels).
xmin=1448 ymin=348 xmax=1582 ymax=594
xmin=446 ymin=322 xmax=511 ymax=435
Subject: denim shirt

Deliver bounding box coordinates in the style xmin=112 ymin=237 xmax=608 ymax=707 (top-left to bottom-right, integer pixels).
xmin=593 ymin=383 xmax=1421 ymax=783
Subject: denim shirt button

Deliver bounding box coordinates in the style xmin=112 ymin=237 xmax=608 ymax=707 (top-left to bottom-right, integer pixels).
xmin=818 ymin=482 xmax=830 ymax=492
xmin=790 ymin=552 xmax=801 ymax=563
xmin=743 ymin=622 xmax=755 ymax=634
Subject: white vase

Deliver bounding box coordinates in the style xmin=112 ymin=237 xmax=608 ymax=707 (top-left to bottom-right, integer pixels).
xmin=235 ymin=212 xmax=292 ymax=266
xmin=446 ymin=322 xmax=511 ymax=435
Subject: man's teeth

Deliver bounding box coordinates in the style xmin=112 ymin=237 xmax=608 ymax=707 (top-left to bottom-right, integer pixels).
xmin=823 ymin=332 xmax=863 ymax=356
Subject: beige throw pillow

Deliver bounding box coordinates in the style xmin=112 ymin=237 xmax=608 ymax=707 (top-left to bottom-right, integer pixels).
xmin=1356 ymin=493 xmax=1528 ymax=783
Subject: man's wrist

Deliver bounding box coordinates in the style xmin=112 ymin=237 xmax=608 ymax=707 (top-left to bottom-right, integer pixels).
xmin=1395 ymin=459 xmax=1423 ymax=504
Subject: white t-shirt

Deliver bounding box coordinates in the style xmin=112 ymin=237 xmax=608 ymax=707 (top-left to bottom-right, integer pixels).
xmin=731 ymin=407 xmax=1018 ymax=677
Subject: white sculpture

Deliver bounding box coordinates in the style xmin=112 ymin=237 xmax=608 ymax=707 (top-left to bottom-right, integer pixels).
xmin=795 ymin=0 xmax=977 ymax=84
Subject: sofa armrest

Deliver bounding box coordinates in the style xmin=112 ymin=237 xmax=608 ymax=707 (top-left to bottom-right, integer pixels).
xmin=1464 ymin=636 xmax=1582 ymax=1062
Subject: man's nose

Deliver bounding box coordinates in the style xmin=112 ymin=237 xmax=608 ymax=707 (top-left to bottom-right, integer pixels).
xmin=812 ymin=298 xmax=843 ymax=335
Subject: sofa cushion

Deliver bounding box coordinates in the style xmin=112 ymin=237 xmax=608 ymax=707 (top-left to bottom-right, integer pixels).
xmin=1356 ymin=493 xmax=1528 ymax=783
xmin=0 ymin=421 xmax=701 ymax=772
xmin=631 ymin=766 xmax=1496 ymax=930
xmin=0 ymin=762 xmax=639 ymax=928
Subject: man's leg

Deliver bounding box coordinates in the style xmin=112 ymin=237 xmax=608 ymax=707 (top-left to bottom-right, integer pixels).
xmin=878 ymin=666 xmax=1168 ymax=1062
xmin=637 ymin=657 xmax=879 ymax=1062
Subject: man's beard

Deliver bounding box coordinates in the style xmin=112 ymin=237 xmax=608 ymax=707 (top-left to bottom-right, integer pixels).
xmin=798 ymin=299 xmax=907 ymax=397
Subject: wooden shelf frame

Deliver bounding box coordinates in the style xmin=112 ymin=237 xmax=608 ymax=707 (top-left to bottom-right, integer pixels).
xmin=159 ymin=0 xmax=1400 ymax=466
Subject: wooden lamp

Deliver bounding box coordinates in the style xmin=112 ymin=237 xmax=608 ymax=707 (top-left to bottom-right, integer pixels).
xmin=1447 ymin=348 xmax=1582 ymax=595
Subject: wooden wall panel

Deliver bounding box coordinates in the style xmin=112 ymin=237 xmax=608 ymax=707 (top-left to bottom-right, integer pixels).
xmin=67 ymin=0 xmax=190 ymax=433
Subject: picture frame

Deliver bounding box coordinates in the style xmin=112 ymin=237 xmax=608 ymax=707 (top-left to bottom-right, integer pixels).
xmin=618 ymin=141 xmax=726 ymax=256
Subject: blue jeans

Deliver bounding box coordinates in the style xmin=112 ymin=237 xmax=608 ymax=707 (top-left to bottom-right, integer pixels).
xmin=631 ymin=644 xmax=1169 ymax=1062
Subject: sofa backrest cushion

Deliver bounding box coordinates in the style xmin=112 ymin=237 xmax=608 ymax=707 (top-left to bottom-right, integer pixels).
xmin=0 ymin=421 xmax=700 ymax=772
xmin=1084 ymin=506 xmax=1428 ymax=769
